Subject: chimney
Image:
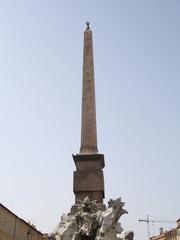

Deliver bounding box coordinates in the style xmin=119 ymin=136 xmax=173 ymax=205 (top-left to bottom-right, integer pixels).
xmin=159 ymin=228 xmax=164 ymax=235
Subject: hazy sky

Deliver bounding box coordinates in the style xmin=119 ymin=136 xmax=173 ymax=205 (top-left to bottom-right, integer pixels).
xmin=0 ymin=1 xmax=180 ymax=240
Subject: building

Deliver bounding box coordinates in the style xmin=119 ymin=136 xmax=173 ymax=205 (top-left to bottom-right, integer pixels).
xmin=0 ymin=203 xmax=47 ymax=240
xmin=151 ymin=219 xmax=180 ymax=240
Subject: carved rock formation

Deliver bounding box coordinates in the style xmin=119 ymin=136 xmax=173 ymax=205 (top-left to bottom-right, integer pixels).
xmin=49 ymin=197 xmax=128 ymax=240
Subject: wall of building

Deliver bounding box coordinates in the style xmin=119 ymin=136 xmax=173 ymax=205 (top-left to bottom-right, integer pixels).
xmin=151 ymin=220 xmax=180 ymax=240
xmin=0 ymin=204 xmax=44 ymax=240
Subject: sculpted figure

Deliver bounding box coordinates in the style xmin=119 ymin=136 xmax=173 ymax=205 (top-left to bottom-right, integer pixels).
xmin=96 ymin=198 xmax=128 ymax=240
xmin=124 ymin=231 xmax=134 ymax=240
xmin=49 ymin=214 xmax=77 ymax=240
xmin=73 ymin=197 xmax=98 ymax=240
xmin=108 ymin=198 xmax=128 ymax=222
xmin=49 ymin=196 xmax=128 ymax=240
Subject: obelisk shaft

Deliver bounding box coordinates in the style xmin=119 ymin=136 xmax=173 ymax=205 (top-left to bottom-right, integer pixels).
xmin=80 ymin=26 xmax=98 ymax=154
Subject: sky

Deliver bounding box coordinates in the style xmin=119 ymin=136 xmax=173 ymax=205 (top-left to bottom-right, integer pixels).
xmin=0 ymin=1 xmax=180 ymax=240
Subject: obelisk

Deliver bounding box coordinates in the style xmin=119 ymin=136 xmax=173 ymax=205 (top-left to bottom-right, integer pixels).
xmin=80 ymin=21 xmax=98 ymax=154
xmin=72 ymin=23 xmax=105 ymax=213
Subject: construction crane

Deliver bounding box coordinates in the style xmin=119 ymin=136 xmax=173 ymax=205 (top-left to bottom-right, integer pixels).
xmin=139 ymin=215 xmax=175 ymax=240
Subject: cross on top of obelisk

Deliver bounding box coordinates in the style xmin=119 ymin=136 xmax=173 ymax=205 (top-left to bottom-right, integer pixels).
xmin=86 ymin=21 xmax=90 ymax=30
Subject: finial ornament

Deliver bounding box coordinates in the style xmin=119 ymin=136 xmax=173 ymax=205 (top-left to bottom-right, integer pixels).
xmin=86 ymin=21 xmax=90 ymax=29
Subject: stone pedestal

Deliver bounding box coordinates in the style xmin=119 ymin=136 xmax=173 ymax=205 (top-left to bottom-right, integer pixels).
xmin=72 ymin=154 xmax=105 ymax=208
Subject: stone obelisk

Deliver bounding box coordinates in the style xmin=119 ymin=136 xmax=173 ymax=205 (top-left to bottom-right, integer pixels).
xmin=80 ymin=21 xmax=98 ymax=155
xmin=72 ymin=23 xmax=105 ymax=213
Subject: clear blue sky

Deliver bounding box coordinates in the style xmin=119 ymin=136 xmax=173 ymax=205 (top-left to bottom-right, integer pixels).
xmin=0 ymin=1 xmax=179 ymax=240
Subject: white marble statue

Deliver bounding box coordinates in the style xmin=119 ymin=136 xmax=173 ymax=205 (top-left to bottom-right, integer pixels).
xmin=49 ymin=196 xmax=129 ymax=240
xmin=96 ymin=198 xmax=128 ymax=240
xmin=48 ymin=214 xmax=77 ymax=240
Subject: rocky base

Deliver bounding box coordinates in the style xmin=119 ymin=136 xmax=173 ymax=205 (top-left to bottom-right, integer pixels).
xmin=49 ymin=197 xmax=130 ymax=240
